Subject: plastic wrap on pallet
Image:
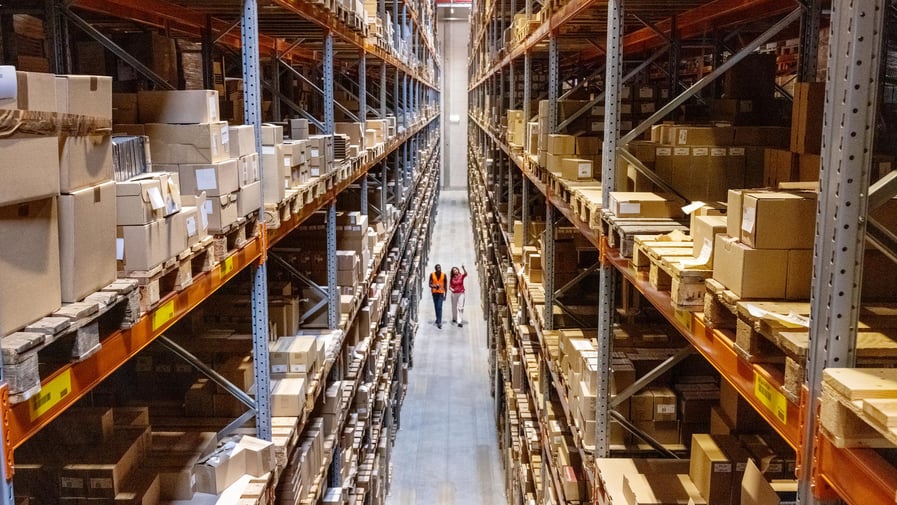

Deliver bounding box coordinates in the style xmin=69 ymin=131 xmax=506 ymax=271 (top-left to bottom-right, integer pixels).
xmin=112 ymin=135 xmax=151 ymax=182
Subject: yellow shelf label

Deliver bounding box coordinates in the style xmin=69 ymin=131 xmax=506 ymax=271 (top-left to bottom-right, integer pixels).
xmin=29 ymin=369 xmax=72 ymax=421
xmin=221 ymin=256 xmax=235 ymax=277
xmin=152 ymin=299 xmax=176 ymax=331
xmin=754 ymin=374 xmax=787 ymax=424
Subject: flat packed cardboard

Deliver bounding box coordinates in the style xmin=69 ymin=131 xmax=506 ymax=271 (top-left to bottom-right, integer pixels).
xmin=145 ymin=122 xmax=230 ymax=164
xmin=689 ymin=434 xmax=733 ymax=505
xmin=178 ymin=159 xmax=240 ymax=196
xmin=0 ymin=135 xmax=60 ymax=206
xmin=229 ymin=125 xmax=257 ymax=158
xmin=0 ymin=198 xmax=61 ymax=335
xmin=55 ymin=75 xmax=112 ymax=119
xmin=740 ymin=192 xmax=816 ymax=249
xmin=117 ymin=220 xmax=168 ymax=272
xmin=609 ymin=192 xmax=685 ymax=218
xmin=59 ymin=134 xmax=113 ymax=193
xmin=138 ymin=90 xmax=219 ymax=124
xmin=712 ymin=235 xmax=787 ymax=298
xmin=0 ymin=71 xmax=57 ymax=111
xmin=58 ymin=181 xmax=117 ymax=302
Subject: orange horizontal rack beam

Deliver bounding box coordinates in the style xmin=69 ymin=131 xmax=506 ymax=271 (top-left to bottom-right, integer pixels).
xmin=7 ymin=114 xmax=439 ymax=451
xmin=817 ymin=436 xmax=897 ymax=505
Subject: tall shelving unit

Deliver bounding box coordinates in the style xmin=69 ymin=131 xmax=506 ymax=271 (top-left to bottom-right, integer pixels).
xmin=468 ymin=0 xmax=897 ymax=504
xmin=0 ymin=0 xmax=441 ymax=501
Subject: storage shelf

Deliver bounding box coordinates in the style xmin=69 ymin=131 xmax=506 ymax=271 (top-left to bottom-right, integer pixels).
xmin=7 ymin=114 xmax=438 ymax=451
xmin=468 ymin=0 xmax=795 ymax=91
xmin=71 ymin=0 xmax=440 ymax=90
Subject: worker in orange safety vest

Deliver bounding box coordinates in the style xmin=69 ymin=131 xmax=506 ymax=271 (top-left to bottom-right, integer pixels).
xmin=429 ymin=264 xmax=448 ymax=329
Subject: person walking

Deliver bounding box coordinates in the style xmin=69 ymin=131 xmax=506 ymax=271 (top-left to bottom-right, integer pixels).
xmin=429 ymin=264 xmax=448 ymax=329
xmin=449 ymin=265 xmax=468 ymax=327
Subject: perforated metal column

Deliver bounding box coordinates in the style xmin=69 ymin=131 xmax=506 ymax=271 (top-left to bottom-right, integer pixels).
xmin=327 ymin=202 xmax=339 ymax=329
xmin=242 ymin=0 xmax=271 ymax=441
xmin=324 ymin=33 xmax=335 ymax=134
xmin=800 ymin=2 xmax=885 ymax=502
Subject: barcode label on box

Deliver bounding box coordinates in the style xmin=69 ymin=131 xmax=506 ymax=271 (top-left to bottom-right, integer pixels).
xmin=711 ymin=148 xmax=727 ymax=157
xmin=272 ymin=365 xmax=288 ymax=373
xmin=693 ymin=147 xmax=709 ymax=156
xmin=713 ymin=463 xmax=732 ymax=473
xmin=656 ymin=404 xmax=675 ymax=414
xmin=729 ymin=147 xmax=746 ymax=156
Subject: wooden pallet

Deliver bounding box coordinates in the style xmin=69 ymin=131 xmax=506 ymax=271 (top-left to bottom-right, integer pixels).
xmin=123 ymin=237 xmax=217 ymax=314
xmin=600 ymin=209 xmax=688 ymax=258
xmin=213 ymin=216 xmax=258 ymax=262
xmin=3 ymin=279 xmax=139 ymax=401
xmin=820 ymin=369 xmax=897 ymax=448
xmin=633 ymin=236 xmax=711 ymax=309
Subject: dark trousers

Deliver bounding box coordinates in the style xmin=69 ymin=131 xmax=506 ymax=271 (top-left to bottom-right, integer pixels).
xmin=432 ymin=292 xmax=445 ymax=324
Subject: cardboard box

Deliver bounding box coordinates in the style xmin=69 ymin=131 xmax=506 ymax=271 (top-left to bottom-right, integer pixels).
xmin=713 ymin=235 xmax=788 ymax=298
xmin=270 ymin=335 xmax=318 ymax=374
xmin=59 ymin=134 xmax=113 ymax=194
xmin=740 ymin=192 xmax=816 ymax=249
xmin=262 ymin=124 xmax=283 ymax=146
xmin=763 ymin=149 xmax=797 ymax=186
xmin=229 ymin=125 xmax=257 ymax=158
xmin=560 ymin=158 xmax=594 ymax=180
xmin=144 ymin=453 xmax=200 ymax=500
xmin=145 ymin=122 xmax=230 ymax=164
xmin=609 ymin=192 xmax=685 ymax=218
xmin=0 ymin=198 xmax=61 ymax=335
xmin=179 ymin=205 xmax=204 ymax=247
xmin=689 ymin=434 xmax=733 ymax=505
xmin=114 ymin=471 xmax=161 ymax=505
xmin=261 ymin=144 xmax=287 ymax=204
xmin=130 ymin=172 xmax=181 ymax=216
xmin=785 ymin=249 xmax=813 ymax=299
xmin=0 ymin=135 xmax=60 ymax=206
xmin=239 ymin=152 xmax=260 ymax=186
xmin=740 ymin=460 xmax=797 ymax=505
xmin=137 ymin=90 xmax=219 ymax=124
xmin=56 ymin=75 xmax=112 ymax=119
xmin=0 ymin=70 xmax=57 ymax=112
xmin=237 ymin=181 xmax=261 ymax=217
xmin=713 ymin=435 xmax=754 ymax=505
xmin=271 ymin=377 xmax=307 ymax=416
xmin=202 ymin=193 xmax=238 ymax=233
xmin=546 ymin=134 xmax=576 ymax=154
xmin=111 ymin=93 xmax=138 ymax=124
xmin=691 ymin=215 xmax=728 ymax=265
xmin=117 ymin=220 xmax=168 ymax=272
xmin=193 ymin=445 xmax=247 ymax=494
xmin=178 ymin=159 xmax=240 ymax=196
xmin=790 ymin=82 xmax=825 ymax=154
xmin=674 ymin=126 xmax=734 ymax=146
xmin=653 ymin=387 xmax=677 ymax=422
xmin=59 ymin=427 xmax=145 ymax=499
xmin=58 ymin=181 xmax=117 ymax=302
xmin=116 ymin=177 xmax=164 ymax=225
xmin=576 ymin=136 xmax=601 ymax=155
xmin=622 ymin=472 xmax=706 ymax=505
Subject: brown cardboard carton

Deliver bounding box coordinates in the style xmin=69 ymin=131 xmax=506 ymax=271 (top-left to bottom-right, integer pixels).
xmin=560 ymin=158 xmax=594 ymax=180
xmin=797 ymin=153 xmax=821 ymax=182
xmin=763 ymin=149 xmax=797 ymax=186
xmin=114 ymin=471 xmax=160 ymax=505
xmin=0 ymin=198 xmax=61 ymax=335
xmin=653 ymin=387 xmax=678 ymax=422
xmin=726 ymin=190 xmax=744 ymax=238
xmin=740 ymin=192 xmax=816 ymax=249
xmin=237 ymin=181 xmax=261 ymax=217
xmin=58 ymin=181 xmax=117 ymax=302
xmin=59 ymin=134 xmax=114 ymax=193
xmin=269 ymin=335 xmax=318 ymax=374
xmin=116 ymin=178 xmax=164 ymax=225
xmin=137 ymin=90 xmax=219 ymax=124
xmin=261 ymin=144 xmax=287 ymax=204
xmin=229 ymin=125 xmax=257 ymax=158
xmin=55 ymin=75 xmax=112 ymax=119
xmin=739 ymin=459 xmax=797 ymax=505
xmin=790 ymin=82 xmax=825 ymax=154
xmin=785 ymin=249 xmax=813 ymax=299
xmin=674 ymin=126 xmax=734 ymax=146
xmin=201 ymin=193 xmax=238 ymax=233
xmin=609 ymin=192 xmax=685 ymax=218
xmin=271 ymin=377 xmax=307 ymax=416
xmin=111 ymin=93 xmax=138 ymax=124
xmin=0 ymin=71 xmax=57 ymax=112
xmin=576 ymin=136 xmax=601 ymax=155
xmin=712 ymin=235 xmax=787 ymax=299
xmin=145 ymin=122 xmax=230 ymax=164
xmin=234 ymin=436 xmax=276 ymax=476
xmin=691 ymin=215 xmax=728 ymax=261
xmin=546 ymin=134 xmax=576 ymax=155
xmin=655 ymin=146 xmax=674 ymax=182
xmin=713 ymin=435 xmax=754 ymax=505
xmin=622 ymin=472 xmax=706 ymax=505
xmin=117 ymin=220 xmax=168 ymax=272
xmin=194 ymin=445 xmax=247 ymax=494
xmin=261 ymin=124 xmax=283 ymax=146
xmin=178 ymin=159 xmax=240 ymax=197
xmin=689 ymin=434 xmax=733 ymax=505
xmin=0 ymin=135 xmax=60 ymax=206
xmin=144 ymin=453 xmax=200 ymax=500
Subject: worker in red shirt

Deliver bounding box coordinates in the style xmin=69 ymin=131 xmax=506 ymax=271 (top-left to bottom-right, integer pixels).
xmin=449 ymin=265 xmax=468 ymax=327
xmin=429 ymin=264 xmax=448 ymax=329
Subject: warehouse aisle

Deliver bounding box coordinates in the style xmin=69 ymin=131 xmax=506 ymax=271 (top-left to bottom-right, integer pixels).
xmin=387 ymin=190 xmax=506 ymax=505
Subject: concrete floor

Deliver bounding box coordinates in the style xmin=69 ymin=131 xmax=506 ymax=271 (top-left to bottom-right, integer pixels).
xmin=387 ymin=190 xmax=507 ymax=505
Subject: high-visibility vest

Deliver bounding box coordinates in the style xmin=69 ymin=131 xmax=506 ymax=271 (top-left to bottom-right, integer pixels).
xmin=430 ymin=271 xmax=446 ymax=294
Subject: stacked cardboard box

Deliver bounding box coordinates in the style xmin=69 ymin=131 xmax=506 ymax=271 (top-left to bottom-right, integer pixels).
xmin=711 ymin=189 xmax=815 ymax=299
xmin=307 ymin=134 xmax=335 ymax=177
xmin=261 ymin=123 xmax=288 ymax=205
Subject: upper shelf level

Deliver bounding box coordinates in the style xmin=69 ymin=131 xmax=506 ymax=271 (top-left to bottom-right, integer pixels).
xmin=467 ymin=0 xmax=795 ymax=91
xmin=70 ymin=0 xmax=441 ymax=90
